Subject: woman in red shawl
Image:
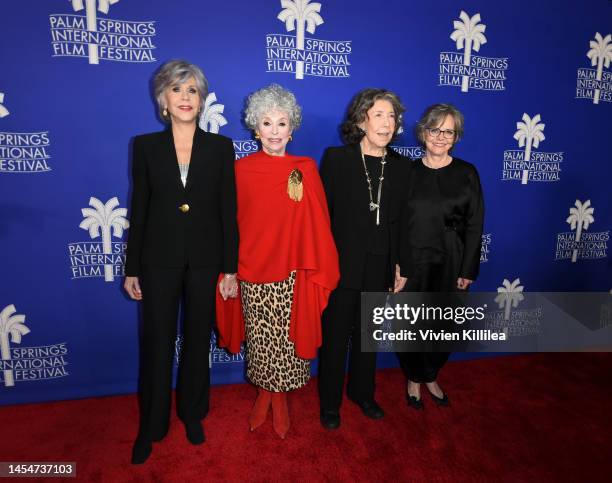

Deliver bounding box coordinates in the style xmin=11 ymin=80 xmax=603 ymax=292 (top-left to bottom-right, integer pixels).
xmin=216 ymin=84 xmax=339 ymax=439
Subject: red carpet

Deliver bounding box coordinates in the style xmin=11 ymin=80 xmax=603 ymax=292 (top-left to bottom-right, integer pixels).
xmin=1 ymin=354 xmax=611 ymax=482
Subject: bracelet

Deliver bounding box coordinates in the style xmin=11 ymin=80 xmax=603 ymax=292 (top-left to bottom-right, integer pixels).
xmin=224 ymin=273 xmax=236 ymax=279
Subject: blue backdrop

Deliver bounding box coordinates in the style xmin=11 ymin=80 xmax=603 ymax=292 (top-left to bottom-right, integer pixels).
xmin=1 ymin=0 xmax=610 ymax=404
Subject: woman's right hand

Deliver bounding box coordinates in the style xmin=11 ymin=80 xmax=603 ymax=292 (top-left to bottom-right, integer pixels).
xmin=124 ymin=276 xmax=142 ymax=300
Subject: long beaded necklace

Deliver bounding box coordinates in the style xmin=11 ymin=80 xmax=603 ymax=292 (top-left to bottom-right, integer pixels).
xmin=360 ymin=147 xmax=387 ymax=226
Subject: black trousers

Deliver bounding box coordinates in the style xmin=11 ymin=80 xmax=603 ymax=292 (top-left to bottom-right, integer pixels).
xmin=137 ymin=265 xmax=218 ymax=441
xmin=399 ymin=351 xmax=451 ymax=384
xmin=318 ymin=254 xmax=389 ymax=412
xmin=397 ymin=256 xmax=461 ymax=384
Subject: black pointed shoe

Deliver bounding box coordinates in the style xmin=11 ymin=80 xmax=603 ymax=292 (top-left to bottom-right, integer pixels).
xmin=429 ymin=392 xmax=449 ymax=407
xmin=350 ymin=399 xmax=385 ymax=419
xmin=320 ymin=409 xmax=341 ymax=430
xmin=185 ymin=421 xmax=206 ymax=445
xmin=131 ymin=438 xmax=152 ymax=465
xmin=406 ymin=392 xmax=424 ymax=410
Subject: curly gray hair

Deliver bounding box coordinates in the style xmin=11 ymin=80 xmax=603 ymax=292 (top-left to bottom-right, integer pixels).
xmin=244 ymin=84 xmax=302 ymax=131
xmin=153 ymin=60 xmax=208 ymax=123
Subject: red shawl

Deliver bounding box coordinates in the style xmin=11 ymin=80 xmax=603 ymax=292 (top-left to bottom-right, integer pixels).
xmin=215 ymin=150 xmax=339 ymax=359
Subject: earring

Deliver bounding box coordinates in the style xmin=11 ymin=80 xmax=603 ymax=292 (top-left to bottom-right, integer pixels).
xmin=289 ymin=135 xmax=293 ymax=142
xmin=163 ymin=108 xmax=168 ymax=117
xmin=254 ymin=132 xmax=260 ymax=139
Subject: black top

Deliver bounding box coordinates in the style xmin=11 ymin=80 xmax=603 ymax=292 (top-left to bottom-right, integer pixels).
xmin=399 ymin=157 xmax=484 ymax=281
xmin=125 ymin=128 xmax=238 ymax=276
xmin=320 ymin=144 xmax=410 ymax=290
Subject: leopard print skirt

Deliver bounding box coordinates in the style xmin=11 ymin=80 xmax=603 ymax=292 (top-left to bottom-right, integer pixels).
xmin=240 ymin=271 xmax=310 ymax=392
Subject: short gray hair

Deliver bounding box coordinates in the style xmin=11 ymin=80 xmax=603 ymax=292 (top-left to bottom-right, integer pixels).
xmin=244 ymin=84 xmax=302 ymax=131
xmin=153 ymin=60 xmax=208 ymax=123
xmin=416 ymin=103 xmax=465 ymax=147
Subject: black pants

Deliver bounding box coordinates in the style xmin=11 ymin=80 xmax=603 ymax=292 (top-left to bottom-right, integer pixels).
xmin=397 ymin=259 xmax=460 ymax=384
xmin=318 ymin=254 xmax=389 ymax=412
xmin=137 ymin=265 xmax=218 ymax=441
xmin=399 ymin=352 xmax=451 ymax=384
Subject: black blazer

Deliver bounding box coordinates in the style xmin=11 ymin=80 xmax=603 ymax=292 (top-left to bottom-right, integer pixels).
xmin=319 ymin=143 xmax=411 ymax=290
xmin=125 ymin=128 xmax=238 ymax=276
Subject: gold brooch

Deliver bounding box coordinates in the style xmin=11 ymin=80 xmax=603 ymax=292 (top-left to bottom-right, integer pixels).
xmin=287 ymin=168 xmax=303 ymax=202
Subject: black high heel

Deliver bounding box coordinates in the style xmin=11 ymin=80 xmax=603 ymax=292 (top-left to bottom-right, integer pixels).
xmin=429 ymin=392 xmax=449 ymax=407
xmin=406 ymin=391 xmax=424 ymax=410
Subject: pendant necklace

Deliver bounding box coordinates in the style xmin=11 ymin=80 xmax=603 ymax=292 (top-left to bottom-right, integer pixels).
xmin=361 ymin=147 xmax=386 ymax=226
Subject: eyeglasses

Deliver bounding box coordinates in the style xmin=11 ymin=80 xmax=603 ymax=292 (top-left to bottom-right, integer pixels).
xmin=426 ymin=128 xmax=456 ymax=139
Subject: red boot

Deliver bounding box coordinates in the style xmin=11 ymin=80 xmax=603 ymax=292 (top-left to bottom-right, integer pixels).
xmin=271 ymin=392 xmax=290 ymax=439
xmin=249 ymin=387 xmax=272 ymax=431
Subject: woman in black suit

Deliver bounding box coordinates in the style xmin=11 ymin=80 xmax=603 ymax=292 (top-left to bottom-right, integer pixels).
xmin=124 ymin=60 xmax=238 ymax=464
xmin=318 ymin=88 xmax=408 ymax=429
xmin=396 ymin=103 xmax=484 ymax=409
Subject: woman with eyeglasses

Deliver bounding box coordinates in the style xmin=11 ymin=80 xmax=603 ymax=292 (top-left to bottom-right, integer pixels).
xmin=395 ymin=103 xmax=484 ymax=410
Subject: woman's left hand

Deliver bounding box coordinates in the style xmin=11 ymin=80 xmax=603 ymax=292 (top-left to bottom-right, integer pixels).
xmin=457 ymin=277 xmax=473 ymax=290
xmin=219 ymin=274 xmax=238 ymax=300
xmin=394 ymin=264 xmax=407 ymax=293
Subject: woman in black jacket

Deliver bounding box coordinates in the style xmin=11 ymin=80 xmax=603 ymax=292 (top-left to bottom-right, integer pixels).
xmin=318 ymin=88 xmax=408 ymax=429
xmin=124 ymin=60 xmax=238 ymax=464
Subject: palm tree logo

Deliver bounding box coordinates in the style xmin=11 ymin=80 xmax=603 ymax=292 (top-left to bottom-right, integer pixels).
xmin=0 ymin=304 xmax=30 ymax=387
xmin=586 ymin=33 xmax=612 ymax=104
xmin=450 ymin=11 xmax=487 ymax=93
xmin=566 ymin=199 xmax=595 ymax=263
xmin=79 ymin=197 xmax=129 ymax=281
xmin=0 ymin=92 xmax=9 ymax=118
xmin=70 ymin=0 xmax=120 ymax=65
xmin=199 ymin=93 xmax=228 ymax=134
xmin=495 ymin=278 xmax=524 ymax=321
xmin=513 ymin=113 xmax=545 ymax=185
xmin=278 ymin=0 xmax=324 ymax=80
